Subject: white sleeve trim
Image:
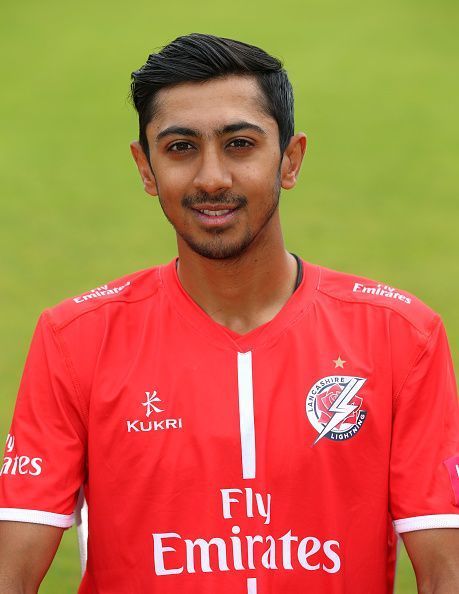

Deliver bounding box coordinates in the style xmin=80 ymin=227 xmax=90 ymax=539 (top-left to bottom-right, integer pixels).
xmin=75 ymin=487 xmax=88 ymax=575
xmin=394 ymin=514 xmax=459 ymax=533
xmin=0 ymin=508 xmax=74 ymax=528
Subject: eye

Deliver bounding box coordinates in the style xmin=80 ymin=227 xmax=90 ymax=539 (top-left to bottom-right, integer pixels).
xmin=227 ymin=138 xmax=254 ymax=149
xmin=167 ymin=141 xmax=195 ymax=153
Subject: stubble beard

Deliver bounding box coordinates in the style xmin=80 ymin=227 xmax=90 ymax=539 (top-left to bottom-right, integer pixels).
xmin=158 ymin=178 xmax=281 ymax=261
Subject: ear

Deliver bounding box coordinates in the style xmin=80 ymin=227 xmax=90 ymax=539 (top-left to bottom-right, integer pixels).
xmin=280 ymin=133 xmax=307 ymax=190
xmin=130 ymin=141 xmax=158 ymax=196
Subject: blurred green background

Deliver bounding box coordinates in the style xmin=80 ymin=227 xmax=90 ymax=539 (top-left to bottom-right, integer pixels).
xmin=1 ymin=0 xmax=458 ymax=592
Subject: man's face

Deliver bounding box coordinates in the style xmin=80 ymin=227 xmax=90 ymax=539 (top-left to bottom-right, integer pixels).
xmin=132 ymin=75 xmax=302 ymax=260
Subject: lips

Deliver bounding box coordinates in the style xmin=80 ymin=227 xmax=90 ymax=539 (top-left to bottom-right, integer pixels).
xmin=190 ymin=204 xmax=241 ymax=226
xmin=200 ymin=209 xmax=233 ymax=216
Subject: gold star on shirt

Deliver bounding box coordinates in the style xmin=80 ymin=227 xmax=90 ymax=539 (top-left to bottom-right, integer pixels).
xmin=333 ymin=356 xmax=346 ymax=369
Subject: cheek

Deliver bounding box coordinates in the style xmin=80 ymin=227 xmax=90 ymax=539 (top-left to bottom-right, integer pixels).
xmin=237 ymin=160 xmax=279 ymax=189
xmin=248 ymin=149 xmax=280 ymax=180
xmin=152 ymin=154 xmax=192 ymax=189
xmin=155 ymin=173 xmax=186 ymax=204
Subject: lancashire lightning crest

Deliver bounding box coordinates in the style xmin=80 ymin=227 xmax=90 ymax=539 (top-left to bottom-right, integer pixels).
xmin=306 ymin=375 xmax=367 ymax=445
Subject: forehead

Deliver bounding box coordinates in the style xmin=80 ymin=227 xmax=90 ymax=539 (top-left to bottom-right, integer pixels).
xmin=149 ymin=75 xmax=276 ymax=136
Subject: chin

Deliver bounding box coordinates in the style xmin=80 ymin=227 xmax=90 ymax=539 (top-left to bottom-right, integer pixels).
xmin=182 ymin=232 xmax=254 ymax=260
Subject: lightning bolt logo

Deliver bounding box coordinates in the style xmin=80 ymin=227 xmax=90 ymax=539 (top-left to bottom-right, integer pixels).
xmin=313 ymin=377 xmax=366 ymax=444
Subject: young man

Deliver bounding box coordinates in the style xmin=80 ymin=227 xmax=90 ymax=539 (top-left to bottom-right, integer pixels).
xmin=0 ymin=34 xmax=458 ymax=594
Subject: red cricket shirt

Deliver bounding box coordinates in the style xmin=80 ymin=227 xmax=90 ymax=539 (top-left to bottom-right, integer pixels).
xmin=1 ymin=259 xmax=458 ymax=593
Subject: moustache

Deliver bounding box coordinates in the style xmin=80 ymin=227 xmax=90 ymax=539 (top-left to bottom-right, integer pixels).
xmin=182 ymin=193 xmax=248 ymax=208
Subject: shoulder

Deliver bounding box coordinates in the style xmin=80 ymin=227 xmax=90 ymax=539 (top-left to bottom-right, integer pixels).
xmin=44 ymin=262 xmax=169 ymax=330
xmin=314 ymin=264 xmax=439 ymax=337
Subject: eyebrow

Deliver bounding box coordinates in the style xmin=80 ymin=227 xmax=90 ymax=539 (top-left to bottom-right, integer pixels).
xmin=218 ymin=122 xmax=267 ymax=137
xmin=155 ymin=121 xmax=267 ymax=142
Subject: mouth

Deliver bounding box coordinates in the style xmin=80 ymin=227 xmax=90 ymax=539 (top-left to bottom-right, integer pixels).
xmin=199 ymin=208 xmax=234 ymax=217
xmin=190 ymin=204 xmax=242 ymax=226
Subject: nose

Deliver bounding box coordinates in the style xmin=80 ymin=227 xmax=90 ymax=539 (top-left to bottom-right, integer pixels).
xmin=193 ymin=146 xmax=232 ymax=194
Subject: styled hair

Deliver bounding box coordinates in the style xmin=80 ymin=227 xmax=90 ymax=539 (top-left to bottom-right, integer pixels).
xmin=130 ymin=33 xmax=294 ymax=159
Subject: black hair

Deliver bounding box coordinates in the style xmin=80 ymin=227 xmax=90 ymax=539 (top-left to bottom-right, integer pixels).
xmin=130 ymin=33 xmax=294 ymax=159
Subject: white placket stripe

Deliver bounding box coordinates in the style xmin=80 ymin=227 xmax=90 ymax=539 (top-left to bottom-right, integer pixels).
xmin=237 ymin=351 xmax=256 ymax=480
xmin=247 ymin=577 xmax=258 ymax=593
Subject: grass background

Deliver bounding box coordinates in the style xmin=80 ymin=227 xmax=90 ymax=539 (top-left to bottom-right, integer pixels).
xmin=0 ymin=0 xmax=458 ymax=591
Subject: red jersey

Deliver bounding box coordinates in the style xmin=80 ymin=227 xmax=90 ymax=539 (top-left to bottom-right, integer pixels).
xmin=1 ymin=259 xmax=458 ymax=594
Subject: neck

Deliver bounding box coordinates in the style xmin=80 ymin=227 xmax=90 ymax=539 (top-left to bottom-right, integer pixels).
xmin=176 ymin=219 xmax=298 ymax=334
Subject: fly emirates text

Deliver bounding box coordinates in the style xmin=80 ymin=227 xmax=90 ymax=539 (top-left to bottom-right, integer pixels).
xmin=152 ymin=488 xmax=341 ymax=576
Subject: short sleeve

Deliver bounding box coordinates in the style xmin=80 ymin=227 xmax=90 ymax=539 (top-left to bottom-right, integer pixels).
xmin=0 ymin=312 xmax=86 ymax=528
xmin=390 ymin=317 xmax=459 ymax=533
